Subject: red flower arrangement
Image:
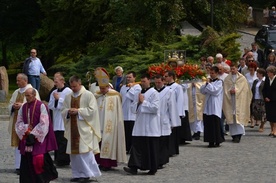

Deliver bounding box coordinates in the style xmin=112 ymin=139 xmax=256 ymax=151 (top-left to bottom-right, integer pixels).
xmin=148 ymin=63 xmax=206 ymax=81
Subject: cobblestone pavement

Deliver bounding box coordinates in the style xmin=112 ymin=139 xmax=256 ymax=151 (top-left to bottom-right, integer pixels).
xmin=1 ymin=118 xmax=276 ymax=183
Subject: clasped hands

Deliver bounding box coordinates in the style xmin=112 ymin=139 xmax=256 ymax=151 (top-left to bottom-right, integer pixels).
xmin=230 ymin=88 xmax=236 ymax=94
xmin=68 ymin=108 xmax=78 ymax=116
xmin=138 ymin=93 xmax=144 ymax=104
xmin=53 ymin=92 xmax=59 ymax=100
xmin=13 ymin=102 xmax=22 ymax=110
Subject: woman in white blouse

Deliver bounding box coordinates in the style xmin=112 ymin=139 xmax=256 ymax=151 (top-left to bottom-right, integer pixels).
xmin=251 ymin=68 xmax=266 ymax=131
xmin=245 ymin=62 xmax=258 ymax=89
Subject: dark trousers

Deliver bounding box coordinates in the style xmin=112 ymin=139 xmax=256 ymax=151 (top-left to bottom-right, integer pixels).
xmin=179 ymin=111 xmax=192 ymax=142
xmin=203 ymin=114 xmax=224 ymax=144
xmin=169 ymin=127 xmax=180 ymax=156
xmin=124 ymin=120 xmax=135 ymax=153
xmin=159 ymin=136 xmax=170 ymax=166
xmin=128 ymin=136 xmax=159 ymax=173
xmin=54 ymin=131 xmax=70 ymax=165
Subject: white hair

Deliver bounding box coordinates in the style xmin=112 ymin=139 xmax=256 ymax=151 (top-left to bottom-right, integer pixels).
xmin=222 ymin=62 xmax=230 ymax=71
xmin=114 ymin=66 xmax=123 ymax=72
xmin=215 ymin=53 xmax=223 ymax=58
xmin=207 ymin=56 xmax=214 ymax=61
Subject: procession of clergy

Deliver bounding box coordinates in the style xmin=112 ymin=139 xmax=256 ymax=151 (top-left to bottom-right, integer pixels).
xmin=9 ymin=58 xmax=257 ymax=182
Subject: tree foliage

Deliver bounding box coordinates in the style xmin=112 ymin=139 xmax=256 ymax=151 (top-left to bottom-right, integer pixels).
xmin=1 ymin=0 xmax=248 ymax=78
xmin=0 ymin=0 xmax=42 ymax=67
xmin=182 ymin=0 xmax=247 ymax=32
xmin=55 ymin=26 xmax=241 ymax=84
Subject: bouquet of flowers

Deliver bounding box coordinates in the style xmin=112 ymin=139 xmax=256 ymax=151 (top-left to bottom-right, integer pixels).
xmin=148 ymin=63 xmax=171 ymax=78
xmin=148 ymin=63 xmax=206 ymax=82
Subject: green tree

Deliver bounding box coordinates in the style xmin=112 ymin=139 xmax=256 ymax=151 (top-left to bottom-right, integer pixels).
xmin=2 ymin=0 xmax=248 ymax=72
xmin=0 ymin=0 xmax=42 ymax=68
xmin=182 ymin=0 xmax=247 ymax=32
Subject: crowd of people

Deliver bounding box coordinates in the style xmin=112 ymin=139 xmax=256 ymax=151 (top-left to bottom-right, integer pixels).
xmin=7 ymin=45 xmax=276 ymax=182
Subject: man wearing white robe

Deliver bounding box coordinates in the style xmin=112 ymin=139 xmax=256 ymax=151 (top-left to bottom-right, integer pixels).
xmin=8 ymin=73 xmax=40 ymax=175
xmin=200 ymin=66 xmax=224 ymax=147
xmin=180 ymin=83 xmax=192 ymax=144
xmin=217 ymin=63 xmax=229 ymax=137
xmin=120 ymin=71 xmax=141 ymax=154
xmin=187 ymin=82 xmax=205 ymax=140
xmin=48 ymin=75 xmax=72 ymax=166
xmin=223 ymin=64 xmax=252 ymax=143
xmin=124 ymin=74 xmax=160 ymax=175
xmin=62 ymin=75 xmax=101 ymax=182
xmin=164 ymin=71 xmax=186 ymax=156
xmin=154 ymin=75 xmax=179 ymax=168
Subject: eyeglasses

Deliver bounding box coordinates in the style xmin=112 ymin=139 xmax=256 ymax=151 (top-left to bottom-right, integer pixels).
xmin=164 ymin=75 xmax=169 ymax=77
xmin=248 ymin=60 xmax=254 ymax=62
xmin=30 ymin=52 xmax=36 ymax=54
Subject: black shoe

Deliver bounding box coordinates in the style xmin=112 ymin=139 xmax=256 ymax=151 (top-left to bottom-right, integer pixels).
xmin=15 ymin=169 xmax=20 ymax=175
xmin=70 ymin=178 xmax=80 ymax=182
xmin=180 ymin=141 xmax=191 ymax=145
xmin=157 ymin=165 xmax=164 ymax=169
xmin=208 ymin=143 xmax=215 ymax=148
xmin=192 ymin=132 xmax=200 ymax=140
xmin=101 ymin=167 xmax=112 ymax=171
xmin=79 ymin=177 xmax=91 ymax=182
xmin=147 ymin=170 xmax=156 ymax=175
xmin=99 ymin=165 xmax=112 ymax=171
xmin=215 ymin=143 xmax=221 ymax=147
xmin=123 ymin=167 xmax=137 ymax=175
xmin=232 ymin=137 xmax=240 ymax=143
xmin=224 ymin=131 xmax=229 ymax=136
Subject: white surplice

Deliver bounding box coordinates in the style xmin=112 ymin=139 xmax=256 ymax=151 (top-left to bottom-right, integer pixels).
xmin=131 ymin=88 xmax=161 ymax=137
xmin=200 ymin=79 xmax=223 ymax=118
xmin=180 ymin=83 xmax=189 ymax=111
xmin=158 ymin=87 xmax=180 ymax=136
xmin=48 ymin=87 xmax=72 ymax=131
xmin=167 ymin=83 xmax=185 ymax=125
xmin=120 ymin=84 xmax=142 ymax=121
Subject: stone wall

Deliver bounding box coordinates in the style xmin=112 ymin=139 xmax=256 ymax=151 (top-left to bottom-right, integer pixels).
xmin=39 ymin=74 xmax=54 ymax=101
xmin=0 ymin=66 xmax=9 ymax=102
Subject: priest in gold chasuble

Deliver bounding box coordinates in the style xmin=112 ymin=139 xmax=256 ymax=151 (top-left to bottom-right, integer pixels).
xmin=223 ymin=64 xmax=252 ymax=143
xmin=94 ymin=67 xmax=127 ymax=171
xmin=62 ymin=75 xmax=101 ymax=181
